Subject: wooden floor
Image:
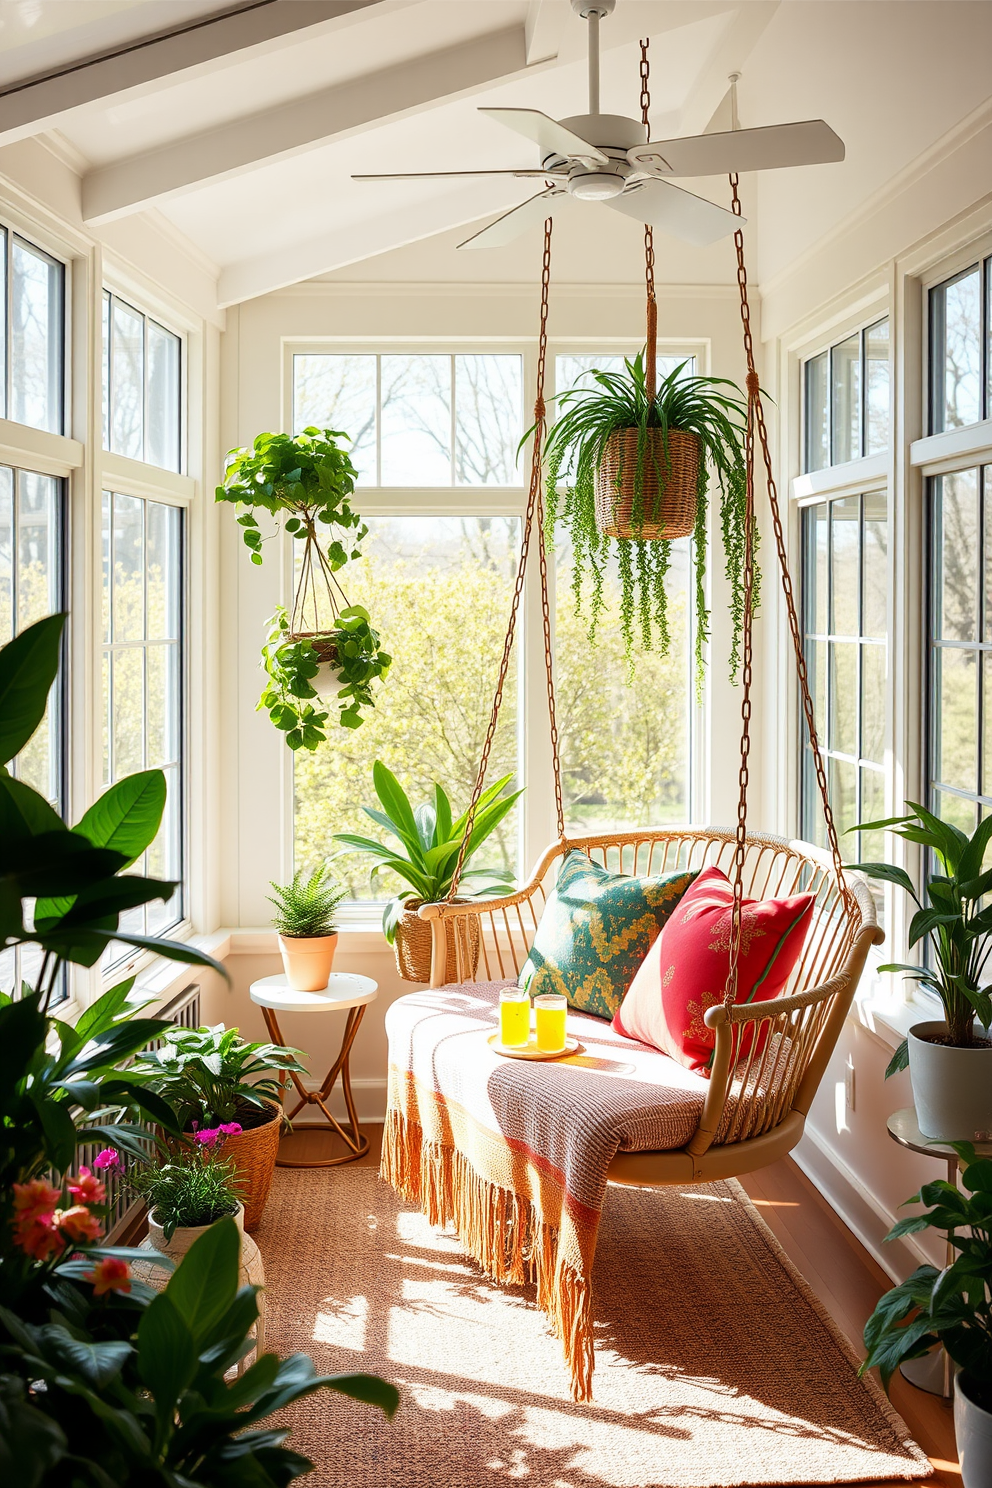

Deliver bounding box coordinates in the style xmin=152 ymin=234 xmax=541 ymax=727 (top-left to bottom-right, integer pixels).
xmin=279 ymin=1123 xmax=959 ymax=1484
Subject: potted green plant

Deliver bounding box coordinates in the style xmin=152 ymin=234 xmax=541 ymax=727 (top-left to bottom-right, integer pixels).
xmin=542 ymin=353 xmax=756 ymax=685
xmin=268 ymin=863 xmax=346 ymax=990
xmin=129 ymin=1025 xmax=306 ymax=1231
xmin=334 ymin=761 xmax=521 ymax=983
xmin=851 ymin=804 xmax=992 ymax=1139
xmin=861 ymin=1143 xmax=992 ymax=1488
xmin=97 ymin=1128 xmax=243 ymax=1250
xmin=216 ymin=427 xmax=391 ymax=747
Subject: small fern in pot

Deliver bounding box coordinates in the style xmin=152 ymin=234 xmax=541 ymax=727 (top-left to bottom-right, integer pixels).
xmin=542 ymin=353 xmax=757 ymax=685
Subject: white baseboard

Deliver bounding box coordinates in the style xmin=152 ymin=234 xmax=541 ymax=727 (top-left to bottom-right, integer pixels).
xmin=793 ymin=1126 xmax=933 ymax=1283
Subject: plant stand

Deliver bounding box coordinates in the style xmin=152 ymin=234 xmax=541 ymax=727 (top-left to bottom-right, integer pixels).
xmin=249 ymin=972 xmax=378 ymax=1169
xmin=886 ymin=1107 xmax=992 ymax=1397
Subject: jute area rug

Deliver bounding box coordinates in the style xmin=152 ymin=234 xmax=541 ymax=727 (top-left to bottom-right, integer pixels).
xmin=257 ymin=1165 xmax=931 ymax=1488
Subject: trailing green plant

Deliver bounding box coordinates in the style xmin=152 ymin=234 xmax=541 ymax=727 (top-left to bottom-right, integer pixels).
xmin=129 ymin=1025 xmax=306 ymax=1131
xmin=540 ymin=353 xmax=758 ymax=689
xmin=104 ymin=1130 xmax=243 ymax=1242
xmin=334 ymin=761 xmax=521 ymax=942
xmin=268 ymin=864 xmax=346 ymax=938
xmin=850 ymin=804 xmax=992 ymax=1073
xmin=861 ymin=1142 xmax=992 ymax=1406
xmin=259 ymin=603 xmax=391 ymax=746
xmin=216 ymin=427 xmax=365 ymax=568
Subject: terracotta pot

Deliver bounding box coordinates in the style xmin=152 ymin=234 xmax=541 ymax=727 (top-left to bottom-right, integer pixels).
xmin=393 ymin=898 xmax=481 ymax=984
xmin=908 ymin=1020 xmax=992 ymax=1140
xmin=279 ymin=932 xmax=338 ymax=991
xmin=148 ymin=1201 xmax=244 ymax=1261
xmin=220 ymin=1102 xmax=283 ymax=1232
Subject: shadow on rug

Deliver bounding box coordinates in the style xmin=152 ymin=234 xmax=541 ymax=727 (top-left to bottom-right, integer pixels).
xmin=255 ymin=1166 xmax=931 ymax=1488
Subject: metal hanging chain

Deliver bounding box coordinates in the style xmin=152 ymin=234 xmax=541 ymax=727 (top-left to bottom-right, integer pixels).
xmin=448 ymin=219 xmax=564 ymax=900
xmin=723 ymin=171 xmax=850 ymax=1006
xmin=640 ymin=38 xmax=657 ymax=403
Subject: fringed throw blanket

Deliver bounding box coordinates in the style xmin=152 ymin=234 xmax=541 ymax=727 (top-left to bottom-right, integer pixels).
xmin=382 ymin=980 xmax=724 ymax=1402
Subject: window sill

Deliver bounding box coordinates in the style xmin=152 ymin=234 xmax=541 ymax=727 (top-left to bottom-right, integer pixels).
xmin=853 ymin=961 xmax=939 ymax=1051
xmin=791 ymin=451 xmax=888 ymax=501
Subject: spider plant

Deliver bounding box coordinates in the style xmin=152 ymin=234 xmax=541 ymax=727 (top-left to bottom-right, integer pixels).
xmin=542 ymin=352 xmax=757 ymax=687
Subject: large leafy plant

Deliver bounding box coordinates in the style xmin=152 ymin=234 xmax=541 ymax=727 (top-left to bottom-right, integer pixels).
xmin=334 ymin=761 xmax=521 ymax=942
xmin=542 ymin=353 xmax=757 ymax=687
xmin=129 ymin=1025 xmax=306 ymax=1131
xmin=851 ymin=804 xmax=992 ymax=1071
xmin=1 ymin=1218 xmax=399 ymax=1486
xmin=258 ymin=603 xmax=391 ymax=746
xmin=862 ymin=1143 xmax=992 ymax=1405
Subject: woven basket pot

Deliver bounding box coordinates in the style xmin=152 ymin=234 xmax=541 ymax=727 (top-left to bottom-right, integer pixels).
xmin=394 ymin=898 xmax=481 ymax=984
xmin=594 ymin=427 xmax=700 ymax=540
xmin=216 ymin=1102 xmax=283 ymax=1233
xmin=290 ymin=631 xmax=345 ymax=699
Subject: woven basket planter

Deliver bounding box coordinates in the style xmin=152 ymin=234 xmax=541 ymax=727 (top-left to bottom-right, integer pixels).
xmin=394 ymin=898 xmax=481 ymax=984
xmin=594 ymin=427 xmax=700 ymax=540
xmin=218 ymin=1101 xmax=283 ymax=1233
xmin=290 ymin=631 xmax=344 ymax=699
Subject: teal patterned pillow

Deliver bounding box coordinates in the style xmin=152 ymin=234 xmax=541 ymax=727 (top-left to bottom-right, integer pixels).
xmin=519 ymin=851 xmax=697 ymax=1019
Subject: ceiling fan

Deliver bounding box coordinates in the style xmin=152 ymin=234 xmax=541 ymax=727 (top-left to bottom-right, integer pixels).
xmin=353 ymin=0 xmax=845 ymax=251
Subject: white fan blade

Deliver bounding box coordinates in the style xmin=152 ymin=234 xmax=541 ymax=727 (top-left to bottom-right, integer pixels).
xmin=629 ymin=120 xmax=845 ymax=178
xmin=353 ymin=169 xmax=558 ymax=181
xmin=607 ymin=179 xmax=741 ymax=246
xmin=479 ymin=108 xmax=608 ymax=166
xmin=459 ymin=188 xmax=569 ymax=250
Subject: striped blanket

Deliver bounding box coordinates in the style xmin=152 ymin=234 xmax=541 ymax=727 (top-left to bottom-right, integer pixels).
xmin=381 ymin=979 xmax=722 ymax=1401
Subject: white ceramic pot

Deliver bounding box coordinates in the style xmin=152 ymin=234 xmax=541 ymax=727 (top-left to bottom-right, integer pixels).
xmin=313 ymin=659 xmax=346 ymax=700
xmin=955 ymin=1374 xmax=992 ymax=1488
xmin=278 ymin=932 xmax=337 ymax=992
xmin=147 ymin=1202 xmax=244 ymax=1262
xmin=908 ymin=1021 xmax=992 ymax=1140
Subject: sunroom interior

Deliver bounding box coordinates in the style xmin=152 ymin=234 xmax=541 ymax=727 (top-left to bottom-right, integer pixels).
xmin=4 ymin=1 xmax=992 ymax=1484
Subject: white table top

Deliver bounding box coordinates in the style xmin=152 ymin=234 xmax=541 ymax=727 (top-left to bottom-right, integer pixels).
xmin=249 ymin=971 xmax=378 ymax=1013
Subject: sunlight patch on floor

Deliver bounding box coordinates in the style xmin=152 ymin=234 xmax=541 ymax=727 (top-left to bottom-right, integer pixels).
xmin=312 ymin=1293 xmax=367 ymax=1351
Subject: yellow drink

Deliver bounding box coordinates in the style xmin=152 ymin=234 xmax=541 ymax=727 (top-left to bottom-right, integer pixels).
xmin=499 ymin=990 xmax=530 ymax=1047
xmin=535 ymin=995 xmax=568 ymax=1052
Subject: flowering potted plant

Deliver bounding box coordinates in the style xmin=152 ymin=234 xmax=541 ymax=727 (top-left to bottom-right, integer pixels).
xmin=95 ymin=1124 xmax=244 ymax=1250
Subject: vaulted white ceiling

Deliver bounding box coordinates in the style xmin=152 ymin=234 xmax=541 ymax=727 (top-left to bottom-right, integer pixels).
xmin=0 ymin=0 xmax=989 ymax=306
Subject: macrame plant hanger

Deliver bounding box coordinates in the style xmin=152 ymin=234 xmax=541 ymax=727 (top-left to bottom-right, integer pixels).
xmin=448 ymin=51 xmax=854 ymax=1000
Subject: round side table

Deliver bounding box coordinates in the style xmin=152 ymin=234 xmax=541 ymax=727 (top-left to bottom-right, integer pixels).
xmin=250 ymin=972 xmax=378 ymax=1169
xmin=886 ymin=1107 xmax=992 ymax=1398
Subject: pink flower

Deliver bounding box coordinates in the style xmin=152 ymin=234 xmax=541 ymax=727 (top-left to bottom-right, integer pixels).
xmin=93 ymin=1149 xmax=121 ymax=1172
xmin=68 ymin=1167 xmax=106 ymax=1206
xmin=194 ymin=1128 xmax=220 ymax=1147
xmin=218 ymin=1122 xmax=242 ymax=1137
xmin=86 ymin=1257 xmax=131 ymax=1297
xmin=57 ymin=1205 xmax=103 ymax=1244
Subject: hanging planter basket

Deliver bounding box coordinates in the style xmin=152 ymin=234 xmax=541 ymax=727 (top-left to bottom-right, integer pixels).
xmin=288 ymin=631 xmax=346 ymax=698
xmin=594 ymin=426 xmax=699 ymax=540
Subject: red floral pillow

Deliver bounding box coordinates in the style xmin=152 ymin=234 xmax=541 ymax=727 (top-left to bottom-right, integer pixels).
xmin=611 ymin=865 xmax=815 ymax=1072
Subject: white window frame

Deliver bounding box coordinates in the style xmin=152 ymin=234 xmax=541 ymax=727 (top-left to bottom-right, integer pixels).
xmin=280 ymin=334 xmax=708 ymax=913
xmin=102 ymin=287 xmax=187 ymax=476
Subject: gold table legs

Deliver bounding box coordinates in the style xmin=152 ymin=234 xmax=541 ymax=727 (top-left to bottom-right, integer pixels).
xmin=261 ymin=1003 xmax=370 ymax=1168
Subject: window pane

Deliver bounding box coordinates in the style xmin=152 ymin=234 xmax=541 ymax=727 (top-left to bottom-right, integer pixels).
xmin=557 ymin=538 xmax=690 ymax=834
xmin=112 ymin=493 xmax=144 ymax=642
xmin=10 ymin=238 xmax=62 ymax=434
xmin=804 ymin=503 xmax=827 ymax=635
xmin=864 ymin=318 xmax=890 ymax=455
xmin=984 ymin=654 xmax=992 ymax=799
xmin=102 ymin=290 xmax=111 ymax=451
xmin=828 ymin=642 xmax=857 ymax=756
xmin=861 ymin=643 xmax=886 ymax=764
xmin=0 ymin=230 xmax=6 ymax=418
xmin=146 ymin=319 xmax=181 ymax=472
xmin=862 ymin=492 xmax=887 ymax=639
xmin=147 ymin=501 xmax=180 ymax=639
xmin=830 ymin=335 xmax=861 ymax=465
xmin=454 ymin=355 xmax=522 ymax=486
xmin=830 ymin=496 xmax=860 ymax=636
xmin=933 ymin=268 xmax=982 ymax=433
xmin=933 ymin=646 xmax=977 ymax=795
xmin=0 ymin=467 xmax=12 ymax=640
xmin=934 ymin=470 xmax=979 ymax=642
xmin=17 ymin=472 xmax=58 ymax=628
xmin=828 ymin=756 xmax=858 ymax=840
xmin=293 ymin=354 xmax=376 ymax=484
xmin=933 ymin=788 xmax=976 ymax=837
xmin=146 ymin=644 xmax=180 ymax=767
xmin=804 ymin=351 xmax=828 ymax=473
xmin=809 ymin=638 xmax=826 ymax=741
xmin=111 ymin=300 xmax=144 ymax=459
xmin=860 ymin=767 xmax=886 ymax=861
xmin=295 ymin=517 xmax=520 ymax=896
xmin=380 ymin=355 xmax=451 ymax=486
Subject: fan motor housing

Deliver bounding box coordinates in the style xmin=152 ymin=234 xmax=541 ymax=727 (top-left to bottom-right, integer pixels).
xmin=558 ymin=113 xmax=645 ymax=151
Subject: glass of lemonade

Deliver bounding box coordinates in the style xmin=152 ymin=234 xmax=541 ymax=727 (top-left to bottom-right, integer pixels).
xmin=499 ymin=987 xmax=531 ymax=1047
xmin=534 ymin=993 xmax=568 ymax=1053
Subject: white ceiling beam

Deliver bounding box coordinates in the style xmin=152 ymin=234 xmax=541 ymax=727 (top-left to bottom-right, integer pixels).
xmin=676 ymin=2 xmax=780 ymax=140
xmin=0 ymin=0 xmax=388 ymax=146
xmin=83 ymin=25 xmax=533 ymax=225
xmin=216 ymin=181 xmax=529 ymax=306
xmin=525 ymin=0 xmax=563 ymax=66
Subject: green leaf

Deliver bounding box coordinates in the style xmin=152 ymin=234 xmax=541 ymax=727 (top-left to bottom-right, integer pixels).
xmin=137 ymin=1292 xmax=197 ymax=1420
xmin=0 ymin=774 xmax=64 ymax=842
xmin=165 ymin=1215 xmax=240 ymax=1345
xmin=849 ymin=862 xmax=919 ymax=900
xmin=72 ymin=977 xmax=137 ymax=1043
xmin=0 ymin=613 xmax=65 ymax=765
xmin=372 ymin=761 xmax=421 ymax=853
xmin=72 ymin=771 xmax=166 ymax=863
xmin=884 ymin=1039 xmax=909 ymax=1077
xmin=31 ymin=1093 xmax=77 ymax=1171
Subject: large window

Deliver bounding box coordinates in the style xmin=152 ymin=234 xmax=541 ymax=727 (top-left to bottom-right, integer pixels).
xmin=926 ymin=467 xmax=992 ymax=833
xmin=803 ymin=319 xmax=890 ymax=472
xmin=930 ymin=258 xmax=991 ymax=434
xmin=103 ymin=290 xmax=182 ymax=472
xmin=800 ymin=492 xmax=888 ymax=862
xmin=102 ymin=491 xmax=184 ymax=936
xmin=1 ymin=227 xmax=64 ymax=434
xmin=0 ymin=465 xmax=65 ymax=997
